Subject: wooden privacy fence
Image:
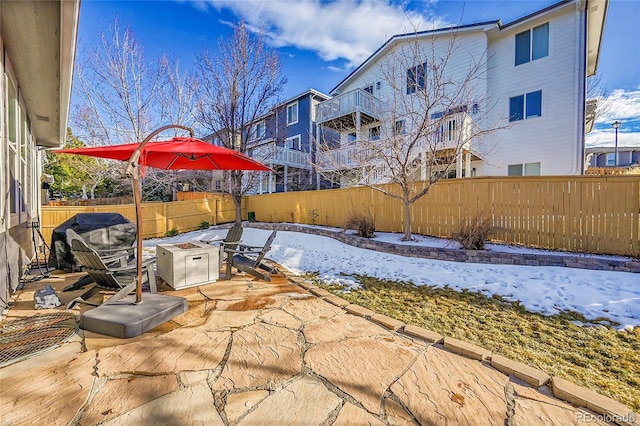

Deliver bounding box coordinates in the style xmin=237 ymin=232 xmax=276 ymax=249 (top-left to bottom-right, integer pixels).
xmin=245 ymin=176 xmax=640 ymax=257
xmin=40 ymin=194 xmax=241 ymax=245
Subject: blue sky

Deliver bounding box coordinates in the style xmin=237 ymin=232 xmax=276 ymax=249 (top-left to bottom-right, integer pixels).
xmin=76 ymin=0 xmax=640 ymax=147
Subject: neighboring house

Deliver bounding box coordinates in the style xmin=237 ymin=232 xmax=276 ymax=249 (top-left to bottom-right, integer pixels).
xmin=249 ymin=89 xmax=338 ymax=193
xmin=315 ymin=0 xmax=607 ymax=184
xmin=586 ymin=146 xmax=640 ymax=168
xmin=0 ymin=1 xmax=80 ymax=309
xmin=203 ymin=89 xmax=337 ymax=194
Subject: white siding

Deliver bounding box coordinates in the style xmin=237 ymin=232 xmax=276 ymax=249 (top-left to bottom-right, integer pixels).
xmin=486 ymin=7 xmax=585 ymax=175
xmin=335 ymin=30 xmax=490 ymax=143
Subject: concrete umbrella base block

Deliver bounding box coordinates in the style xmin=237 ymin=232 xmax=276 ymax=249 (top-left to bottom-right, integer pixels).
xmin=80 ymin=293 xmax=188 ymax=339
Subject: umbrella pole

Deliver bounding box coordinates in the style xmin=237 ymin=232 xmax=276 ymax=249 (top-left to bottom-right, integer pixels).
xmin=126 ymin=125 xmax=194 ymax=304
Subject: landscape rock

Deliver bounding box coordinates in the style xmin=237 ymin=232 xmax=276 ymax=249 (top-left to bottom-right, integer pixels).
xmin=0 ymin=351 xmax=96 ymax=426
xmin=334 ymin=402 xmax=386 ymax=425
xmin=391 ymin=346 xmax=508 ymax=425
xmin=281 ymin=295 xmax=344 ymax=323
xmin=213 ymin=322 xmax=302 ymax=390
xmin=98 ymin=327 xmax=231 ymax=376
xmin=225 ymin=390 xmax=270 ymax=423
xmin=101 ymin=384 xmax=223 ymax=425
xmin=304 ymin=313 xmax=389 ymax=344
xmin=237 ymin=376 xmax=342 ymax=425
xmin=79 ymin=375 xmax=179 ymax=425
xmin=306 ymin=336 xmax=420 ymax=413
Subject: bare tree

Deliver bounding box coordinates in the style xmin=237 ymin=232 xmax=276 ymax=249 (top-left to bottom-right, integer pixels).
xmin=316 ymin=28 xmax=506 ymax=240
xmin=72 ymin=19 xmax=161 ymax=145
xmin=194 ymin=21 xmax=286 ymax=223
xmin=70 ymin=19 xmax=200 ymax=201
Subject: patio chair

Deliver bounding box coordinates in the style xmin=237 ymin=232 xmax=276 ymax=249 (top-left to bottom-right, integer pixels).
xmin=63 ymin=228 xmax=138 ymax=292
xmin=224 ymin=230 xmax=278 ymax=282
xmin=201 ymin=223 xmax=244 ymax=268
xmin=65 ymin=237 xmax=157 ymax=309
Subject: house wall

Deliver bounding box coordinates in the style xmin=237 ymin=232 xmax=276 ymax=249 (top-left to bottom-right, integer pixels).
xmin=485 ymin=3 xmax=585 ymax=175
xmin=1 ymin=33 xmax=42 ymax=309
xmin=589 ymin=149 xmax=640 ymax=167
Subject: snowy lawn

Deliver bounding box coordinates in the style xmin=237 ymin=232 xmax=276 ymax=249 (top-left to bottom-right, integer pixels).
xmin=144 ymin=226 xmax=640 ymax=330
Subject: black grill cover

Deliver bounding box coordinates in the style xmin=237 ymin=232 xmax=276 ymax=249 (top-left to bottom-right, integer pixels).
xmin=48 ymin=213 xmax=137 ymax=271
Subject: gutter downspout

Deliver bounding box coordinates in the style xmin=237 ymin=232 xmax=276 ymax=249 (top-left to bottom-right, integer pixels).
xmin=573 ymin=1 xmax=588 ymax=175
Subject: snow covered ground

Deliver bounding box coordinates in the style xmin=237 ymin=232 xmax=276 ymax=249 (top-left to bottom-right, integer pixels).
xmin=144 ymin=227 xmax=640 ymax=330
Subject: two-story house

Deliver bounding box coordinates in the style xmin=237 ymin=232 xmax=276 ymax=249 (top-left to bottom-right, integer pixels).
xmin=315 ymin=0 xmax=607 ymax=184
xmin=1 ymin=1 xmax=80 ymax=308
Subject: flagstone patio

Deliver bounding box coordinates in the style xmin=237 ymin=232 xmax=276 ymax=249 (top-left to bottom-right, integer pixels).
xmin=0 ymin=267 xmax=636 ymax=425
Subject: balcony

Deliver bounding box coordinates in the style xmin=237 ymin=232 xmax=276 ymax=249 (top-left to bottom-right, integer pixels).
xmin=317 ymin=112 xmax=482 ymax=172
xmin=253 ymin=144 xmax=311 ymax=169
xmin=316 ymin=89 xmax=381 ymax=130
xmin=317 ymin=143 xmax=372 ymax=172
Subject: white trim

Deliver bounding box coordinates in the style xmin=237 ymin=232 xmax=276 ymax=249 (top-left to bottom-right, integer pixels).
xmin=285 ymin=134 xmax=302 ymax=150
xmin=286 ymin=101 xmax=299 ymax=126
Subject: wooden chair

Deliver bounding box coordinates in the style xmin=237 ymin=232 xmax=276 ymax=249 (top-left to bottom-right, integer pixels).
xmin=225 ymin=230 xmax=278 ymax=282
xmin=201 ymin=223 xmax=244 ymax=268
xmin=66 ymin=237 xmax=157 ymax=309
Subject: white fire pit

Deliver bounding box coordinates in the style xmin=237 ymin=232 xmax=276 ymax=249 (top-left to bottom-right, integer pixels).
xmin=157 ymin=241 xmax=219 ymax=289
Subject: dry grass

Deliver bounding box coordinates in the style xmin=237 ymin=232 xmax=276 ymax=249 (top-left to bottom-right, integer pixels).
xmin=307 ymin=274 xmax=640 ymax=412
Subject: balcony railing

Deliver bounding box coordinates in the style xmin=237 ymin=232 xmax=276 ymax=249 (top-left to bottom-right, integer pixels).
xmin=317 ymin=144 xmax=371 ymax=172
xmin=253 ymin=144 xmax=311 ymax=169
xmin=316 ymin=89 xmax=381 ymax=129
xmin=317 ymin=112 xmax=481 ymax=172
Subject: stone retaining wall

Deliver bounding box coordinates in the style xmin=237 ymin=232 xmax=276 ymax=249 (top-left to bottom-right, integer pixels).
xmin=245 ymin=222 xmax=640 ymax=273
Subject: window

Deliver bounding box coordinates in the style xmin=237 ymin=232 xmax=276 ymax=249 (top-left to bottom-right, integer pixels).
xmin=508 ymin=164 xmax=523 ymax=176
xmin=248 ymin=121 xmax=265 ymax=141
xmin=7 ymin=77 xmax=19 ymax=215
xmin=525 ymin=90 xmax=542 ymax=118
xmin=515 ymin=23 xmax=549 ymax=66
xmin=447 ymin=119 xmax=456 ymax=141
xmin=256 ymin=121 xmax=266 ymax=139
xmin=347 ymin=132 xmax=357 ymax=143
xmin=285 ymin=135 xmax=301 ymax=150
xmin=286 ymin=102 xmax=298 ymax=125
xmin=406 ymin=62 xmax=427 ymax=94
xmin=369 ymin=126 xmax=380 ymax=141
xmin=509 ymin=90 xmax=542 ymax=121
xmin=394 ymin=120 xmax=405 ymax=136
xmin=508 ymin=162 xmax=541 ymax=176
xmin=606 ymin=153 xmax=616 ymax=166
xmin=363 ymin=85 xmax=373 ymax=94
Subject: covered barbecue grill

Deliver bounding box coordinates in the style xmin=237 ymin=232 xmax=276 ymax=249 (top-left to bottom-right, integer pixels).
xmin=48 ymin=213 xmax=137 ymax=271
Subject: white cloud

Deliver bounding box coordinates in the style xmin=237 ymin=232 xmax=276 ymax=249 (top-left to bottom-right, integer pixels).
xmin=585 ymin=127 xmax=640 ymax=148
xmin=203 ymin=0 xmax=448 ymax=68
xmin=587 ymin=87 xmax=640 ymax=147
xmin=597 ymin=87 xmax=640 ymax=123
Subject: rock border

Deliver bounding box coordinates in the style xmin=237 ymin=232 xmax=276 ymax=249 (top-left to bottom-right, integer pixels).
xmin=244 ymin=222 xmax=640 ymax=273
xmin=278 ymin=267 xmax=638 ymax=426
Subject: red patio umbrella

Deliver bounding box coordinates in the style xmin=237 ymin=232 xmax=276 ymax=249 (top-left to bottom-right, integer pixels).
xmin=56 ymin=137 xmax=269 ymax=172
xmin=55 ymin=125 xmax=270 ymax=303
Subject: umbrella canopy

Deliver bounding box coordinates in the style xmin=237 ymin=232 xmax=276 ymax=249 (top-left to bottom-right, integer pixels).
xmin=55 ymin=136 xmax=270 ymax=172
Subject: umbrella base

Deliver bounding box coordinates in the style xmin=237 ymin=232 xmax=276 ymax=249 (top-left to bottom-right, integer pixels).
xmin=80 ymin=293 xmax=188 ymax=339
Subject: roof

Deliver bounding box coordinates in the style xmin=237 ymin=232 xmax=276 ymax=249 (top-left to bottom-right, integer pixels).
xmin=1 ymin=0 xmax=80 ymax=148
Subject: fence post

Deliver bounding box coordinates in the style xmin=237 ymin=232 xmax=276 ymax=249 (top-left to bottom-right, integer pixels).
xmin=163 ymin=202 xmax=169 ymax=237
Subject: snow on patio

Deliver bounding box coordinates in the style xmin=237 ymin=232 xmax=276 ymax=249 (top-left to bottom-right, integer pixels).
xmin=144 ymin=227 xmax=640 ymax=330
